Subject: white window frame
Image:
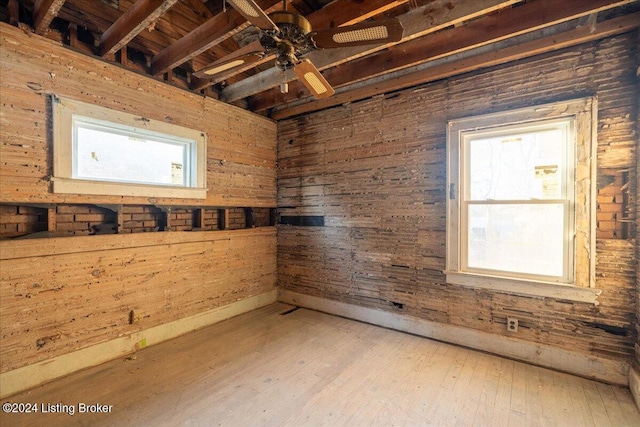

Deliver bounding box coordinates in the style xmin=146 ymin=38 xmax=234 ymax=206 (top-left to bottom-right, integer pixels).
xmin=52 ymin=95 xmax=207 ymax=199
xmin=446 ymin=98 xmax=600 ymax=304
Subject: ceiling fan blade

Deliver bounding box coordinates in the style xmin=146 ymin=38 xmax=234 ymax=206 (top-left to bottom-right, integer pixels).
xmin=193 ymin=51 xmax=264 ymax=79
xmin=312 ymin=18 xmax=404 ymax=49
xmin=227 ymin=0 xmax=278 ymax=31
xmin=293 ymin=59 xmax=335 ymax=99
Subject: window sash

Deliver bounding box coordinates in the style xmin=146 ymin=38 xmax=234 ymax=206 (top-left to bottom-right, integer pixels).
xmin=460 ymin=200 xmax=573 ymax=283
xmin=457 ymin=118 xmax=575 ymax=283
xmin=72 ymin=116 xmax=197 ymax=188
xmin=462 ymin=118 xmax=572 ymax=201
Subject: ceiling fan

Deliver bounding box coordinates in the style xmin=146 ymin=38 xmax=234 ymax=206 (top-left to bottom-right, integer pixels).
xmin=193 ymin=0 xmax=404 ymax=99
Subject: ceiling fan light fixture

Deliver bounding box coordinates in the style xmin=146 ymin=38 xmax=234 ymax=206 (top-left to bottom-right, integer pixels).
xmin=332 ymin=26 xmax=389 ymax=44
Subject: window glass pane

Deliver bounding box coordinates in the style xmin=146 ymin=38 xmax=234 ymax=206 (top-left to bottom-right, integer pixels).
xmin=75 ymin=124 xmax=190 ymax=186
xmin=468 ymin=126 xmax=566 ymax=201
xmin=467 ymin=204 xmax=565 ymax=278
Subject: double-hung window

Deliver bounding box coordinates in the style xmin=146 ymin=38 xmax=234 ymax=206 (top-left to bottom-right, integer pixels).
xmin=446 ymin=98 xmax=599 ymax=303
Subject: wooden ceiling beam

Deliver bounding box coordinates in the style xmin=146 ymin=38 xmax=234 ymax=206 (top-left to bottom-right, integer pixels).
xmin=57 ymin=0 xmax=220 ymax=71
xmin=181 ymin=0 xmax=215 ymax=20
xmin=150 ymin=0 xmax=283 ymax=76
xmin=309 ymin=0 xmax=409 ymax=29
xmin=250 ymin=0 xmax=638 ymax=111
xmin=270 ymin=12 xmax=640 ymax=120
xmin=58 ymin=0 xmax=167 ymax=56
xmin=33 ymin=0 xmax=66 ymax=35
xmin=221 ymin=0 xmax=522 ymax=102
xmin=99 ymin=0 xmax=180 ymax=57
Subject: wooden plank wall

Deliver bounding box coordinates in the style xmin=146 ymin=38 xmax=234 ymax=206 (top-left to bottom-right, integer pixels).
xmin=0 ymin=23 xmax=276 ymax=207
xmin=1 ymin=229 xmax=276 ymax=372
xmin=0 ymin=23 xmax=277 ymax=375
xmin=277 ymin=32 xmax=638 ymax=367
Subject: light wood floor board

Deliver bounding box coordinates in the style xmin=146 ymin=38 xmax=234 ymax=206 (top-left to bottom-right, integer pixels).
xmin=1 ymin=303 xmax=638 ymax=427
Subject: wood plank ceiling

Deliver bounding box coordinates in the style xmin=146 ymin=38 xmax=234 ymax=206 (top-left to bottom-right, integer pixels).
xmin=4 ymin=0 xmax=639 ymax=119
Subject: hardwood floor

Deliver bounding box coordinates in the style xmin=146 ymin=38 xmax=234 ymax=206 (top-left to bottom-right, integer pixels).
xmin=2 ymin=303 xmax=639 ymax=426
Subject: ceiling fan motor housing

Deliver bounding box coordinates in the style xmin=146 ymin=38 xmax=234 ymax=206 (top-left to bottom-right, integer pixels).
xmin=260 ymin=11 xmax=316 ymax=70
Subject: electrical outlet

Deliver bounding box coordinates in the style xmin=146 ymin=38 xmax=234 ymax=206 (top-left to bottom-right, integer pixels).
xmin=507 ymin=317 xmax=518 ymax=332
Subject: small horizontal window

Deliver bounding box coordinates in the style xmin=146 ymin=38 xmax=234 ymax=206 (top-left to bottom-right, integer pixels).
xmin=52 ymin=96 xmax=207 ymax=199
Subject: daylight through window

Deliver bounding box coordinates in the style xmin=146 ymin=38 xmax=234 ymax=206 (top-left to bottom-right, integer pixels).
xmin=463 ymin=119 xmax=573 ymax=282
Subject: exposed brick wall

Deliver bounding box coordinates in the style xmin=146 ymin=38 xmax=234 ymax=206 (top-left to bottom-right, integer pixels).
xmin=202 ymin=209 xmax=220 ymax=230
xmin=227 ymin=208 xmax=246 ymax=230
xmin=169 ymin=209 xmax=194 ymax=232
xmin=0 ymin=205 xmax=272 ymax=238
xmin=0 ymin=205 xmax=47 ymax=238
xmin=168 ymin=209 xmax=221 ymax=231
xmin=597 ymin=169 xmax=632 ymax=239
xmin=120 ymin=205 xmax=165 ymax=233
xmin=254 ymin=208 xmax=272 ymax=227
xmin=56 ymin=205 xmax=117 ymax=236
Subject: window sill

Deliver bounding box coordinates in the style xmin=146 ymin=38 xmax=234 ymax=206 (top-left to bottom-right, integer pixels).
xmin=52 ymin=177 xmax=207 ymax=199
xmin=444 ymin=271 xmax=601 ymax=305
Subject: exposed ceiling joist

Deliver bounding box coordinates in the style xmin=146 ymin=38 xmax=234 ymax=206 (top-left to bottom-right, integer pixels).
xmin=250 ymin=0 xmax=638 ymax=111
xmin=56 ymin=0 xmax=178 ymax=57
xmin=307 ymin=0 xmax=409 ymax=28
xmin=99 ymin=0 xmax=180 ymax=57
xmin=33 ymin=0 xmax=66 ymax=35
xmin=11 ymin=0 xmax=639 ymax=117
xmin=270 ymin=12 xmax=640 ymax=120
xmin=150 ymin=0 xmax=282 ymax=75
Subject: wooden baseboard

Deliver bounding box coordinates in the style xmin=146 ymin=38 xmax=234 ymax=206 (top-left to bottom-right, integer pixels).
xmin=278 ymin=290 xmax=629 ymax=386
xmin=0 ymin=290 xmax=278 ymax=399
xmin=630 ymin=366 xmax=640 ymax=410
